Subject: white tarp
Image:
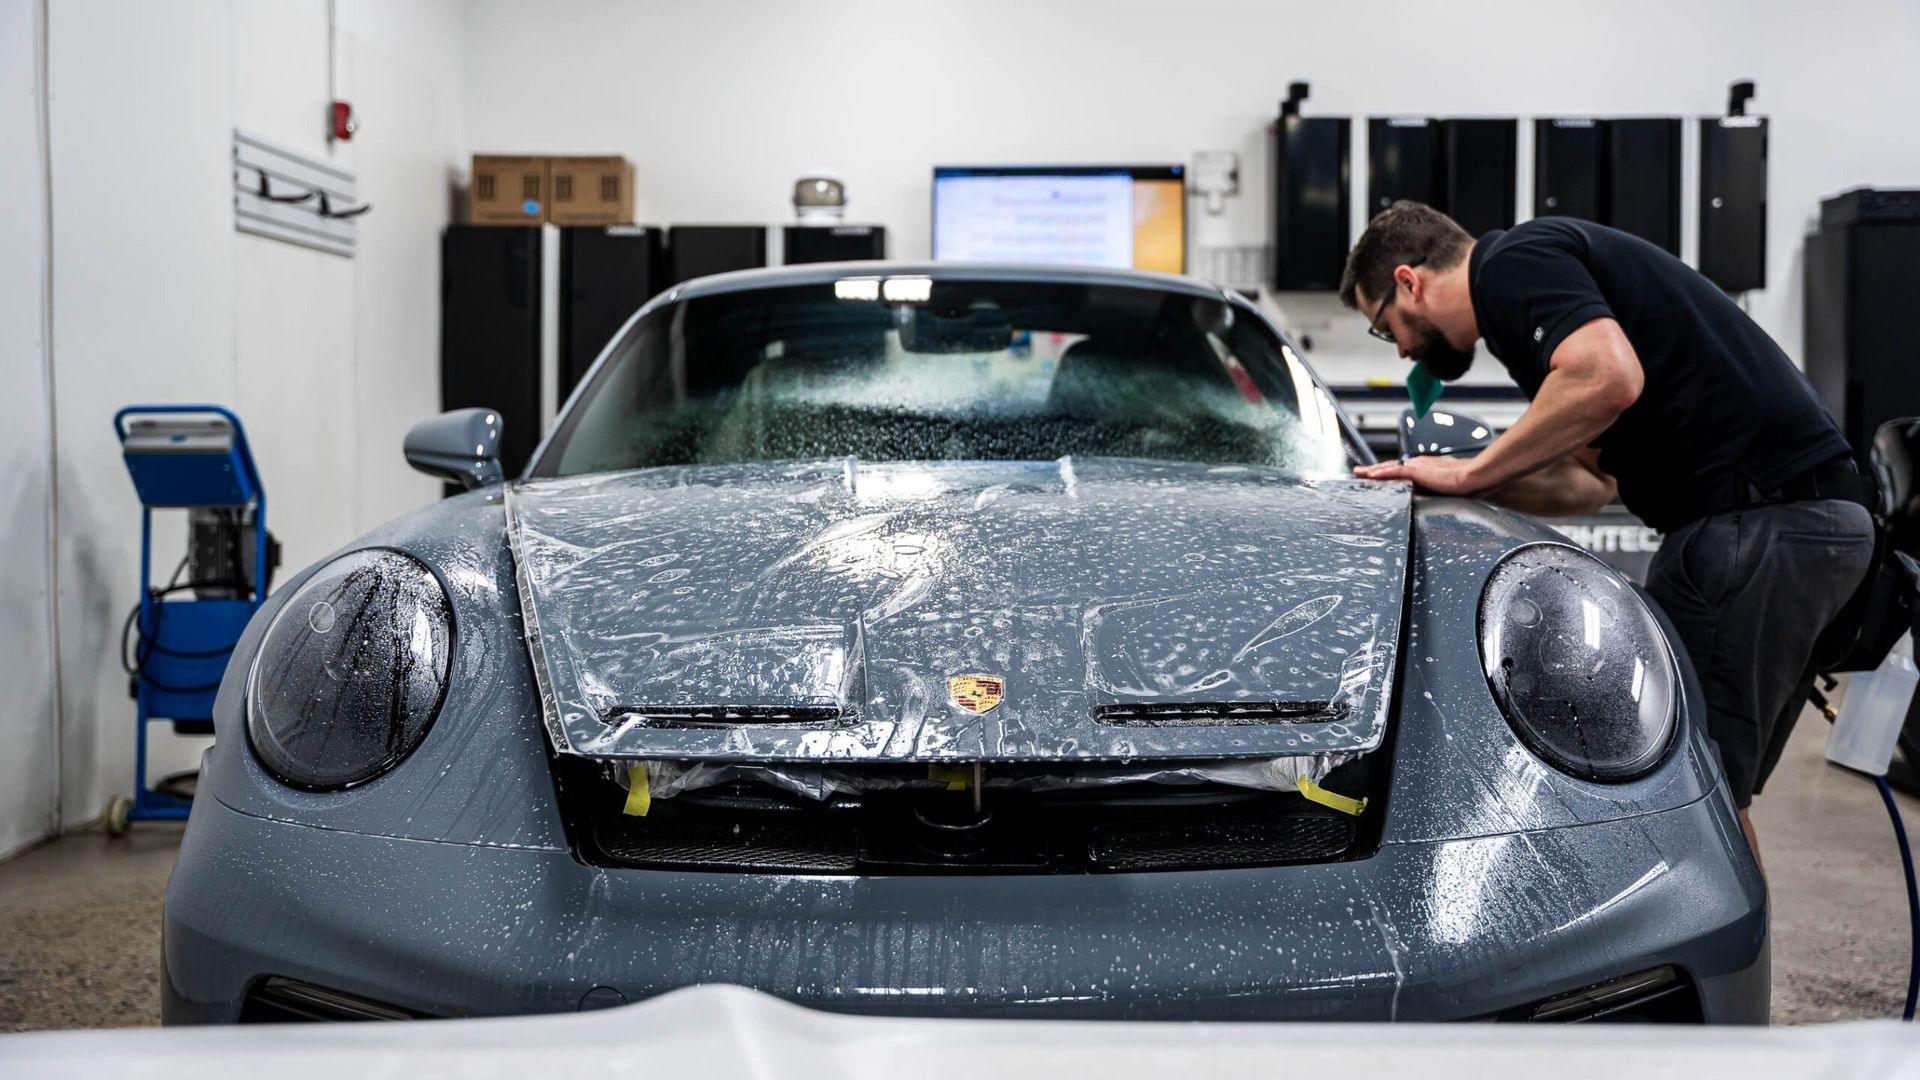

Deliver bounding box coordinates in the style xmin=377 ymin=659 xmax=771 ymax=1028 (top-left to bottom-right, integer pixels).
xmin=5 ymin=984 xmax=1919 ymax=1080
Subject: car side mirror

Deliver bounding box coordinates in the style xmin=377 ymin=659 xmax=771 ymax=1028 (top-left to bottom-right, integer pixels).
xmin=405 ymin=408 xmax=504 ymax=490
xmin=1397 ymin=408 xmax=1496 ymax=459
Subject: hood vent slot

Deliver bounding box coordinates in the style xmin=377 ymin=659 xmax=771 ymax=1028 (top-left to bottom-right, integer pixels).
xmin=605 ymin=704 xmax=844 ymax=727
xmin=1093 ymin=701 xmax=1346 ymax=727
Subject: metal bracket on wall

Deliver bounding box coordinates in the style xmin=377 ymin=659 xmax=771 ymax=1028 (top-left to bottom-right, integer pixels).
xmin=232 ymin=129 xmax=366 ymax=257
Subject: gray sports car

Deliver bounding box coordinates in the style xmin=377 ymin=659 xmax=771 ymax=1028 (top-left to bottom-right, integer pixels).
xmin=163 ymin=263 xmax=1767 ymax=1024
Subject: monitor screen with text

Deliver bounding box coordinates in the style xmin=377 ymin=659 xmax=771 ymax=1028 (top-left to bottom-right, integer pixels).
xmin=933 ymin=165 xmax=1186 ymax=273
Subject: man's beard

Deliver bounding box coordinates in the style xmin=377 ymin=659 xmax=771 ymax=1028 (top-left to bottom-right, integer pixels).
xmin=1412 ymin=319 xmax=1476 ymax=381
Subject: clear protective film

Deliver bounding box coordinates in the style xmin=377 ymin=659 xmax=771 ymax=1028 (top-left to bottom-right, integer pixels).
xmin=505 ymin=458 xmax=1411 ymax=795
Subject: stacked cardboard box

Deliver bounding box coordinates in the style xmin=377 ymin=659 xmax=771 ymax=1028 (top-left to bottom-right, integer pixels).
xmin=469 ymin=154 xmax=634 ymax=226
xmin=469 ymin=155 xmax=548 ymax=225
xmin=549 ymin=156 xmax=634 ymax=225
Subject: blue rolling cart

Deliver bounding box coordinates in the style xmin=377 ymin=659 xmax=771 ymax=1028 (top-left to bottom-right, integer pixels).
xmin=108 ymin=405 xmax=273 ymax=835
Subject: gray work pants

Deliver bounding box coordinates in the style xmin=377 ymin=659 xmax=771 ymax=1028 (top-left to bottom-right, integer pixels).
xmin=1643 ymin=498 xmax=1877 ymax=808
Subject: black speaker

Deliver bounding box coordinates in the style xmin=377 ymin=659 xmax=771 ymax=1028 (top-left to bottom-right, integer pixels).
xmin=1436 ymin=118 xmax=1516 ymax=238
xmin=1367 ymin=118 xmax=1439 ymax=216
xmin=1602 ymin=118 xmax=1681 ymax=255
xmin=668 ymin=225 xmax=768 ymax=285
xmin=559 ymin=225 xmax=666 ymax=398
xmin=1699 ymin=117 xmax=1768 ymax=292
xmin=1534 ymin=119 xmax=1604 ymax=221
xmin=784 ymin=225 xmax=887 ymax=264
xmin=1270 ymin=114 xmax=1350 ymax=290
xmin=1804 ymin=188 xmax=1920 ymax=455
xmin=441 ymin=225 xmax=541 ymax=478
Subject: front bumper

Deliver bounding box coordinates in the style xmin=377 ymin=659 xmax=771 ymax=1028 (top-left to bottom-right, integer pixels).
xmin=163 ymin=784 xmax=1767 ymax=1023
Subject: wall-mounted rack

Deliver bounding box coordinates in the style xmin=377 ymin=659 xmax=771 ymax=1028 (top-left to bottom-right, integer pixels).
xmin=232 ymin=129 xmax=368 ymax=258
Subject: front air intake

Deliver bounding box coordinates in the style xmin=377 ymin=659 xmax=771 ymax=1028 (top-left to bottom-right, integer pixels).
xmin=238 ymin=977 xmax=430 ymax=1022
xmin=1498 ymin=966 xmax=1703 ymax=1022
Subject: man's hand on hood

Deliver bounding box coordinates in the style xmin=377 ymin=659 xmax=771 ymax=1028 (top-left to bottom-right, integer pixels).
xmin=1353 ymin=454 xmax=1482 ymax=496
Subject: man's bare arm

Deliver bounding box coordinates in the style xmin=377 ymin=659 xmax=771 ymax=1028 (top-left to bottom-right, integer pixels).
xmin=1479 ymin=448 xmax=1617 ymax=516
xmin=1353 ymin=318 xmax=1643 ymax=497
xmin=1458 ymin=318 xmax=1643 ymax=491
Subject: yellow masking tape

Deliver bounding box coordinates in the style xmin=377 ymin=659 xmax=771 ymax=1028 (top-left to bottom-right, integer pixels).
xmin=623 ymin=764 xmax=652 ymax=817
xmin=927 ymin=765 xmax=970 ymax=791
xmin=1297 ymin=777 xmax=1368 ymax=817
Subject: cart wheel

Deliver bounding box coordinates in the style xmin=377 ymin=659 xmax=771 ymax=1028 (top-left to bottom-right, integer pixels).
xmin=104 ymin=795 xmax=133 ymax=838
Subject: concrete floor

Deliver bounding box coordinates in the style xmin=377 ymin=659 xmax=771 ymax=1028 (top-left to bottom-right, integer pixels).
xmin=1 ymin=706 xmax=1915 ymax=1032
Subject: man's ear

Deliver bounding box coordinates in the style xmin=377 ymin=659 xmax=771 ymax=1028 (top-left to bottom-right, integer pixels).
xmin=1397 ymin=264 xmax=1422 ymax=303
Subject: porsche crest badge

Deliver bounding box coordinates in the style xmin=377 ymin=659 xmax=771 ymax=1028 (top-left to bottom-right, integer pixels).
xmin=947 ymin=674 xmax=1005 ymax=714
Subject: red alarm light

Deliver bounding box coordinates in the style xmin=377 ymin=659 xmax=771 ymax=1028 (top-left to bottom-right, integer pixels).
xmin=330 ymin=101 xmax=356 ymax=142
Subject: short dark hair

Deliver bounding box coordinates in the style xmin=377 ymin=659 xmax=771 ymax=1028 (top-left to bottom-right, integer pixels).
xmin=1337 ymin=201 xmax=1473 ymax=309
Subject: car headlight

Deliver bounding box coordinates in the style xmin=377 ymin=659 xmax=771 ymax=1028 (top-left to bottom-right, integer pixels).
xmin=247 ymin=549 xmax=453 ymax=790
xmin=1478 ymin=543 xmax=1677 ymax=782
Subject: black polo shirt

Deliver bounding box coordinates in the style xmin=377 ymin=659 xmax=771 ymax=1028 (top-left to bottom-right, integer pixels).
xmin=1469 ymin=218 xmax=1850 ymax=531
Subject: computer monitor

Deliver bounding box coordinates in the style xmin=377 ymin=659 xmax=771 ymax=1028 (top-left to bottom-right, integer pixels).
xmin=932 ymin=165 xmax=1186 ymax=273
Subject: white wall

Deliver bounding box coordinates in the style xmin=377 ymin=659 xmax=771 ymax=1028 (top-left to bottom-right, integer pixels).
xmin=460 ymin=0 xmax=1920 ymax=381
xmin=31 ymin=0 xmax=464 ymax=845
xmin=340 ymin=0 xmax=472 ymax=530
xmin=0 ymin=0 xmax=60 ymax=861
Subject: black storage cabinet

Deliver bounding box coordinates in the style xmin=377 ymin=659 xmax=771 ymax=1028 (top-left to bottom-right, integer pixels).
xmin=1534 ymin=119 xmax=1605 ymax=221
xmin=668 ymin=225 xmax=768 ymax=286
xmin=1536 ymin=118 xmax=1680 ymax=255
xmin=1699 ymin=117 xmax=1769 ymax=292
xmin=1604 ymin=118 xmax=1682 ymax=255
xmin=559 ymin=225 xmax=666 ymax=398
xmin=1270 ymin=114 xmax=1350 ymax=290
xmin=784 ymin=225 xmax=887 ymax=264
xmin=1368 ymin=118 xmax=1515 ymax=238
xmin=1436 ymin=119 xmax=1517 ymax=239
xmin=441 ymin=225 xmax=542 ymax=479
xmin=1366 ymin=118 xmax=1439 ymax=216
xmin=1804 ymin=188 xmax=1920 ymax=454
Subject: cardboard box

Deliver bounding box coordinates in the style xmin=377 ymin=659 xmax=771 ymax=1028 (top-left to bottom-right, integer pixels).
xmin=548 ymin=155 xmax=635 ymax=225
xmin=470 ymin=155 xmax=549 ymax=225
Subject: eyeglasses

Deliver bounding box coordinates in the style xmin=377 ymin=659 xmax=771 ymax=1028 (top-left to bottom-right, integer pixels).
xmin=1365 ymin=257 xmax=1425 ymax=344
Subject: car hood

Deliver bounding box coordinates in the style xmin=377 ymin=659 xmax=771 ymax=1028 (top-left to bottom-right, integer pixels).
xmin=506 ymin=458 xmax=1411 ymax=763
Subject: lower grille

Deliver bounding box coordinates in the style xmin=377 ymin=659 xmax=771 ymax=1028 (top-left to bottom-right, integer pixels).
xmin=596 ymin=818 xmax=858 ymax=872
xmin=1089 ymin=814 xmax=1355 ymax=870
xmin=238 ymin=977 xmax=427 ymax=1022
xmin=578 ymin=782 xmax=1372 ymax=876
xmin=556 ymin=753 xmax=1383 ymax=877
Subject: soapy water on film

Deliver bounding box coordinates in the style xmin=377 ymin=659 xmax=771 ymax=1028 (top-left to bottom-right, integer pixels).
xmin=503 ymin=456 xmax=1411 ymax=799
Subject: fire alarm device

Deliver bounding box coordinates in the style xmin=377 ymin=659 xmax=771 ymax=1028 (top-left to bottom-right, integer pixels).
xmin=331 ymin=101 xmax=356 ymax=142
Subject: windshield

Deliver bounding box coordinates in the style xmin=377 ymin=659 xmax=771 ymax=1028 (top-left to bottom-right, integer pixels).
xmin=531 ymin=277 xmax=1354 ymax=478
